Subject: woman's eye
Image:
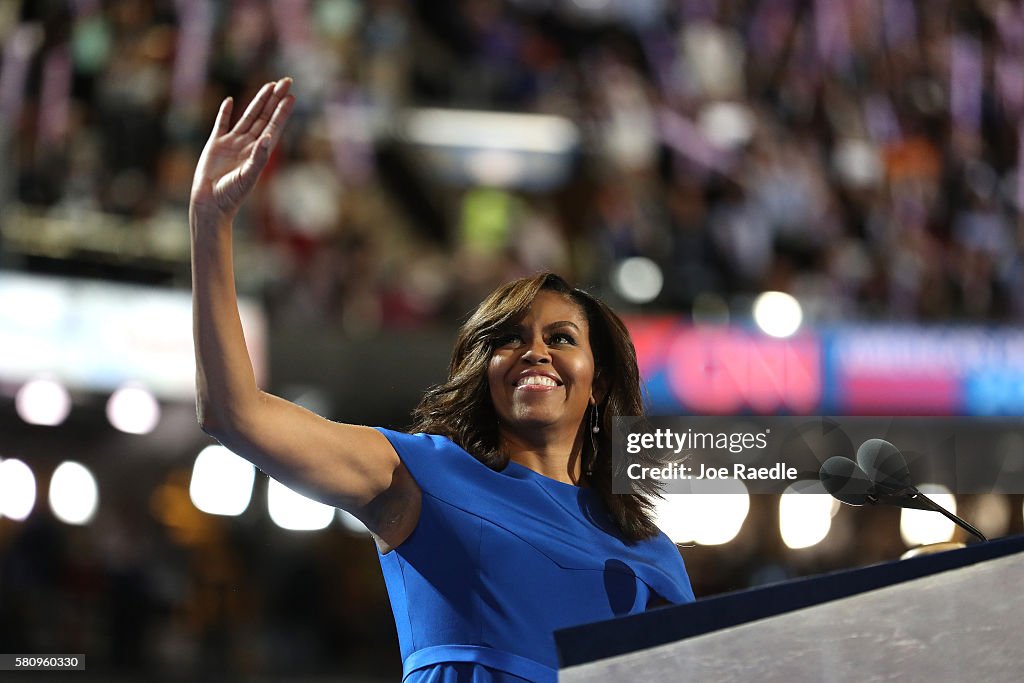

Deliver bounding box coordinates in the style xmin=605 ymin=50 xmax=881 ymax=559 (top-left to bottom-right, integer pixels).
xmin=494 ymin=333 xmax=522 ymax=347
xmin=551 ymin=332 xmax=576 ymax=345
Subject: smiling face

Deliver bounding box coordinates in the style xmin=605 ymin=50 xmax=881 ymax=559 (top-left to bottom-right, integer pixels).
xmin=487 ymin=290 xmax=599 ymax=443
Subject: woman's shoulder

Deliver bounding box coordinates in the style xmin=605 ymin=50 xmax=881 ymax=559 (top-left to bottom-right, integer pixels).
xmin=374 ymin=428 xmax=465 ymax=457
xmin=374 ymin=428 xmax=489 ymax=495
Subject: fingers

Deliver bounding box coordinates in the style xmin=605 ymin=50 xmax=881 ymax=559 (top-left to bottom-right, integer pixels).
xmin=272 ymin=76 xmax=292 ymax=98
xmin=234 ymin=81 xmax=276 ymax=136
xmin=236 ymin=78 xmax=292 ymax=138
xmin=263 ymin=92 xmax=295 ymax=148
xmin=250 ymin=78 xmax=293 ymax=138
xmin=211 ymin=97 xmax=233 ymax=139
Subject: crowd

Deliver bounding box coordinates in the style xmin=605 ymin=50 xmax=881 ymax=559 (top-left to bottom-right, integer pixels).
xmin=4 ymin=0 xmax=1024 ymax=330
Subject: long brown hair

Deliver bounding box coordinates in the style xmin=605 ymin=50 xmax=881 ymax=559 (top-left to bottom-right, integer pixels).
xmin=411 ymin=272 xmax=662 ymax=542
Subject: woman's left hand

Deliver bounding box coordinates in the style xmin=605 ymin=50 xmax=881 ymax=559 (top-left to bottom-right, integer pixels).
xmin=190 ymin=77 xmax=294 ymax=225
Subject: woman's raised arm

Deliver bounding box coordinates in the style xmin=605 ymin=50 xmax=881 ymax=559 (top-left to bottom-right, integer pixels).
xmin=189 ymin=78 xmax=419 ymax=549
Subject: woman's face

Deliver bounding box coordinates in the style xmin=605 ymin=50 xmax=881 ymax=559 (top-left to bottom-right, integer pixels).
xmin=488 ymin=290 xmax=598 ymax=439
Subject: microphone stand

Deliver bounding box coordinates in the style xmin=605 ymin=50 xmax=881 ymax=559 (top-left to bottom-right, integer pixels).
xmin=910 ymin=491 xmax=987 ymax=543
xmin=872 ymin=480 xmax=988 ymax=543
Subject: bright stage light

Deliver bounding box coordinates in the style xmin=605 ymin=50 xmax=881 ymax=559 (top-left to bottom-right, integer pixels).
xmin=653 ymin=494 xmax=695 ymax=544
xmin=0 ymin=459 xmax=37 ymax=521
xmin=15 ymin=377 xmax=71 ymax=426
xmin=779 ymin=490 xmax=836 ymax=549
xmin=189 ymin=446 xmax=255 ymax=517
xmin=901 ymin=485 xmax=956 ymax=546
xmin=654 ymin=479 xmax=749 ymax=545
xmin=106 ymin=383 xmax=161 ymax=434
xmin=753 ymin=291 xmax=803 ymax=338
xmin=267 ymin=479 xmax=334 ymax=531
xmin=612 ymin=257 xmax=663 ymax=304
xmin=48 ymin=461 xmax=99 ymax=525
xmin=404 ymin=108 xmax=578 ymax=154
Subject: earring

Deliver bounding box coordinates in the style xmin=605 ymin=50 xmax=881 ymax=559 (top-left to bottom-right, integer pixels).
xmin=587 ymin=404 xmax=599 ymax=476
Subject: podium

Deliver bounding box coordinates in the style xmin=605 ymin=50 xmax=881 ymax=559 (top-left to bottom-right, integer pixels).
xmin=556 ymin=535 xmax=1024 ymax=681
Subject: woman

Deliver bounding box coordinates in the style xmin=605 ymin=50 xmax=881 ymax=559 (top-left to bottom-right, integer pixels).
xmin=191 ymin=78 xmax=694 ymax=682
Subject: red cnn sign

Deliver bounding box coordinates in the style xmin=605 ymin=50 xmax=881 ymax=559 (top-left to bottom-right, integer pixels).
xmin=667 ymin=328 xmax=821 ymax=414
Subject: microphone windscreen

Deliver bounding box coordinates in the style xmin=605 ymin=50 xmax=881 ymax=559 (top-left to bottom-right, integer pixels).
xmin=856 ymin=438 xmax=911 ymax=490
xmin=819 ymin=456 xmax=873 ymax=506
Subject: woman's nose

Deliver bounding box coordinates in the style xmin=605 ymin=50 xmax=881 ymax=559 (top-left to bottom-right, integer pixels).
xmin=520 ymin=339 xmax=551 ymax=363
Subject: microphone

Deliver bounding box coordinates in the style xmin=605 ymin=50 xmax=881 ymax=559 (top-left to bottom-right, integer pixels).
xmin=854 ymin=439 xmax=987 ymax=543
xmin=819 ymin=456 xmax=874 ymax=506
xmin=818 ymin=456 xmax=928 ymax=509
xmin=855 ymin=438 xmax=913 ymax=493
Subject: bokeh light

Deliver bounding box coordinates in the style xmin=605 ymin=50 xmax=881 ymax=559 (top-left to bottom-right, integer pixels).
xmin=0 ymin=458 xmax=37 ymax=521
xmin=189 ymin=446 xmax=256 ymax=517
xmin=779 ymin=490 xmax=837 ymax=549
xmin=15 ymin=377 xmax=71 ymax=426
xmin=900 ymin=485 xmax=957 ymax=546
xmin=612 ymin=257 xmax=663 ymax=304
xmin=48 ymin=461 xmax=99 ymax=525
xmin=654 ymin=479 xmax=750 ymax=546
xmin=106 ymin=383 xmax=161 ymax=434
xmin=753 ymin=291 xmax=803 ymax=338
xmin=267 ymin=478 xmax=335 ymax=531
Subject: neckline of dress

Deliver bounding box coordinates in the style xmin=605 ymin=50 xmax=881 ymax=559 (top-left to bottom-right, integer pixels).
xmin=501 ymin=459 xmax=597 ymax=496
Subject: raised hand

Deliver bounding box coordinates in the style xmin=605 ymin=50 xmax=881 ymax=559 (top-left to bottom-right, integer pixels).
xmin=190 ymin=78 xmax=295 ymax=222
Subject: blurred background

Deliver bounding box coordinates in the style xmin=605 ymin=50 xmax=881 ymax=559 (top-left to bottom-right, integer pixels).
xmin=2 ymin=0 xmax=1024 ymax=679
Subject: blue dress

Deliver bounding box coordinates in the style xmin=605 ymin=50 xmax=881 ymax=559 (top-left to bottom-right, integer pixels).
xmin=374 ymin=429 xmax=695 ymax=683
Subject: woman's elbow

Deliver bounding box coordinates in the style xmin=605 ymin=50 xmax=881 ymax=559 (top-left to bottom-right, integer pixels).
xmin=196 ymin=393 xmax=263 ymax=444
xmin=196 ymin=400 xmax=231 ymax=440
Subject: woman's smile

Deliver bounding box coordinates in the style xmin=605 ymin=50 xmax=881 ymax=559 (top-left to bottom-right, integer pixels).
xmin=514 ymin=371 xmax=562 ymax=392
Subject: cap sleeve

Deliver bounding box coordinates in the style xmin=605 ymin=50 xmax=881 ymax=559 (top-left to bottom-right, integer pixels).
xmin=374 ymin=427 xmax=479 ymax=499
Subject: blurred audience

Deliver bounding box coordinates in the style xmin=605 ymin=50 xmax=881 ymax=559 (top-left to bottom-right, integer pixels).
xmin=4 ymin=0 xmax=1024 ymax=328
